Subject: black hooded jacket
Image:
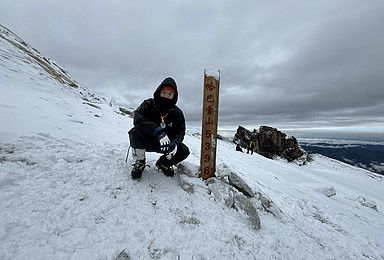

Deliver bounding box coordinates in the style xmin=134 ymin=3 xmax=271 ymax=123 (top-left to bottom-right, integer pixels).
xmin=133 ymin=77 xmax=186 ymax=145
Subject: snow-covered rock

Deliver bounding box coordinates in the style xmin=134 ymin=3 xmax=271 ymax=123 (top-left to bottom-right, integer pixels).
xmin=301 ymin=182 xmax=337 ymax=197
xmin=358 ymin=196 xmax=378 ymax=211
xmin=228 ymin=172 xmax=255 ymax=197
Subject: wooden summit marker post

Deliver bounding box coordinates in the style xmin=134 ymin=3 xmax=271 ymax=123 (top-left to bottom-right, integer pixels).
xmin=200 ymin=69 xmax=220 ymax=180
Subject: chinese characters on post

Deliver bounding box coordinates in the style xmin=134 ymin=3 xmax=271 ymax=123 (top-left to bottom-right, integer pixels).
xmin=200 ymin=69 xmax=220 ymax=180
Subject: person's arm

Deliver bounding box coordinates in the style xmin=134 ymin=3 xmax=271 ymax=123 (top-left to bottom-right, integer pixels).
xmin=133 ymin=100 xmax=157 ymax=136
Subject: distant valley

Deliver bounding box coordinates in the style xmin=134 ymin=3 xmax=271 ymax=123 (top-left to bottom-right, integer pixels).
xmin=299 ymin=139 xmax=384 ymax=176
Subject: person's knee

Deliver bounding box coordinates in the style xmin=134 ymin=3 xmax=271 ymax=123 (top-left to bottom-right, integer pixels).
xmin=128 ymin=127 xmax=140 ymax=139
xmin=180 ymin=143 xmax=190 ymax=160
xmin=129 ymin=127 xmax=149 ymax=149
xmin=128 ymin=128 xmax=136 ymax=139
xmin=128 ymin=128 xmax=138 ymax=147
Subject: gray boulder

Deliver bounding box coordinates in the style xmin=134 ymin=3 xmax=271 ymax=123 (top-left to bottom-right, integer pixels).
xmin=253 ymin=192 xmax=283 ymax=219
xmin=233 ymin=193 xmax=261 ymax=229
xmin=207 ymin=179 xmax=261 ymax=229
xmin=228 ymin=172 xmax=255 ymax=198
xmin=207 ymin=179 xmax=236 ymax=208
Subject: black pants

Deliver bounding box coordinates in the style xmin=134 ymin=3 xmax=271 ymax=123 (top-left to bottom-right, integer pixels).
xmin=128 ymin=127 xmax=190 ymax=166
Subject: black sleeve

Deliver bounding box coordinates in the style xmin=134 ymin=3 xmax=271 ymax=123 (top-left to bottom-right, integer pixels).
xmin=133 ymin=99 xmax=157 ymax=136
xmin=172 ymin=108 xmax=186 ymax=145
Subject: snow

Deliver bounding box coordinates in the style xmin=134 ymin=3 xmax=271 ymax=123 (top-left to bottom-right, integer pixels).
xmin=204 ymin=69 xmax=220 ymax=80
xmin=1 ymin=24 xmax=384 ymax=259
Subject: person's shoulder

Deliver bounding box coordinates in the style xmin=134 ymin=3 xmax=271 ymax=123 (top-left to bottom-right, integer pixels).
xmin=173 ymin=105 xmax=184 ymax=114
xmin=140 ymin=98 xmax=155 ymax=106
xmin=172 ymin=106 xmax=185 ymax=120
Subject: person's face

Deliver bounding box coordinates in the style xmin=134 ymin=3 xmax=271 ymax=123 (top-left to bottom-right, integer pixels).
xmin=160 ymin=89 xmax=174 ymax=99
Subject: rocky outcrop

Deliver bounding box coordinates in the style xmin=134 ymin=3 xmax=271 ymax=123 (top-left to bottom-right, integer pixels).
xmin=176 ymin=163 xmax=287 ymax=230
xmin=206 ymin=178 xmax=261 ymax=229
xmin=234 ymin=125 xmax=306 ymax=162
xmin=0 ymin=24 xmax=106 ymax=105
xmin=119 ymin=107 xmax=134 ymax=117
xmin=177 ymin=163 xmax=262 ymax=229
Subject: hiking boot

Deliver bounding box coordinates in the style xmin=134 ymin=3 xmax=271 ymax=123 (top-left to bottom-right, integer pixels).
xmin=131 ymin=159 xmax=146 ymax=180
xmin=155 ymin=158 xmax=174 ymax=177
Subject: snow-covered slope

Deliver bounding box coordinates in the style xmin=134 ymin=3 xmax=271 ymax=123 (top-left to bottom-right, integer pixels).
xmin=0 ymin=24 xmax=127 ymax=145
xmin=1 ymin=24 xmax=383 ymax=259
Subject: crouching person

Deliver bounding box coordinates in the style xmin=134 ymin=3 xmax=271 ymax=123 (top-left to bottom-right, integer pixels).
xmin=128 ymin=77 xmax=190 ymax=180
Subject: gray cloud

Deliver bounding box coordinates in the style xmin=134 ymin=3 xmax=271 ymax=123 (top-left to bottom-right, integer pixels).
xmin=1 ymin=0 xmax=384 ymax=138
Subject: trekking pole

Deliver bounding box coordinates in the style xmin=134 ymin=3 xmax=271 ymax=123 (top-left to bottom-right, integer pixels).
xmin=125 ymin=132 xmax=130 ymax=163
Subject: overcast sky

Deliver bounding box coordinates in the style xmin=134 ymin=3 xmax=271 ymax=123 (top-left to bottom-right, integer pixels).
xmin=1 ymin=0 xmax=384 ymax=138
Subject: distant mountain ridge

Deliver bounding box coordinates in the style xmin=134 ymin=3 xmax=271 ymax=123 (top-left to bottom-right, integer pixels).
xmin=0 ymin=24 xmax=104 ymax=104
xmin=0 ymin=23 xmax=129 ymax=143
xmin=300 ymin=140 xmax=384 ymax=176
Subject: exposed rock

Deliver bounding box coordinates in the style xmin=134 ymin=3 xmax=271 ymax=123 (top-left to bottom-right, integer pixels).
xmin=217 ymin=134 xmax=231 ymax=142
xmin=177 ymin=174 xmax=209 ymax=195
xmin=358 ymin=196 xmax=377 ymax=211
xmin=177 ymin=162 xmax=285 ymax=229
xmin=177 ymin=162 xmax=200 ymax=178
xmin=228 ymin=172 xmax=255 ymax=198
xmin=109 ymin=98 xmax=116 ymax=107
xmin=69 ymin=82 xmax=78 ymax=88
xmin=207 ymin=179 xmax=236 ymax=208
xmin=234 ymin=125 xmax=306 ymax=162
xmin=233 ymin=126 xmax=257 ymax=147
xmin=233 ymin=194 xmax=261 ymax=229
xmin=114 ymin=249 xmax=131 ymax=260
xmin=217 ymin=163 xmax=282 ymax=219
xmin=0 ymin=25 xmax=106 ymax=104
xmin=119 ymin=107 xmax=134 ymax=117
xmin=207 ymin=179 xmax=260 ymax=229
xmin=83 ymin=102 xmax=101 ymax=109
xmin=253 ymin=192 xmax=283 ymax=219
